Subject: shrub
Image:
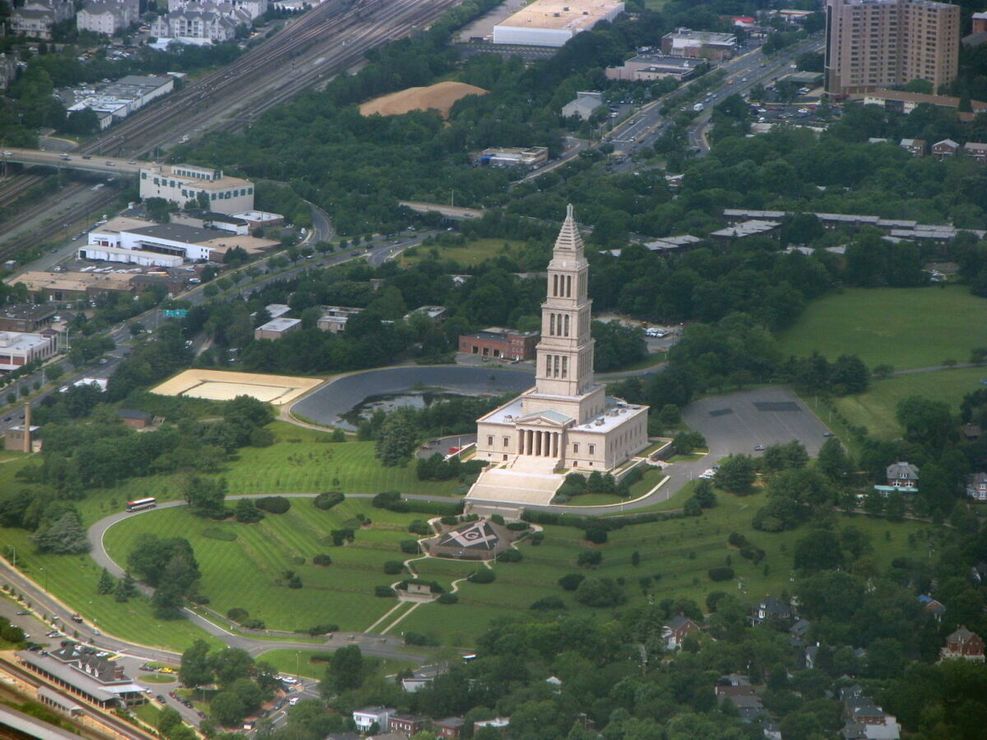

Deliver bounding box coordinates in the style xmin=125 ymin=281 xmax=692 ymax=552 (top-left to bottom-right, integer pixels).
xmin=577 ymin=550 xmax=603 ymax=567
xmin=373 ymin=491 xmax=408 ymax=512
xmin=496 ymin=549 xmax=523 ymax=563
xmin=306 ymin=624 xmax=339 ymax=635
xmin=313 ymin=554 xmax=333 ymax=566
xmin=558 ymin=573 xmax=585 ymax=591
xmin=256 ymin=496 xmax=291 ymax=514
xmin=506 ymin=521 xmax=530 ymax=531
xmin=242 ymin=618 xmax=266 ymax=629
xmin=400 ymin=540 xmax=420 ymax=554
xmin=530 ymin=531 xmax=545 ymax=545
xmin=313 ymin=492 xmax=344 ymax=510
xmin=384 ymin=561 xmax=405 ymax=575
xmin=235 ymin=499 xmax=264 ymax=523
xmin=530 ymin=596 xmax=566 ymax=611
xmin=330 ymin=528 xmax=355 ymax=546
xmin=708 ymin=566 xmax=735 ymax=582
xmin=440 ymin=515 xmax=459 ymax=526
xmin=585 ymin=527 xmax=608 ymax=544
xmin=408 ymin=520 xmax=431 ymax=535
xmin=404 ymin=632 xmax=439 ymax=646
xmin=437 ymin=592 xmax=458 ymax=604
xmin=374 ymin=585 xmax=394 ymax=597
xmin=468 ymin=568 xmax=496 ymax=584
xmin=227 ymin=608 xmax=249 ymax=622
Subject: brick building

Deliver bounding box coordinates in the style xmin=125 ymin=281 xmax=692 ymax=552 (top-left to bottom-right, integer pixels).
xmin=458 ymin=327 xmax=538 ymax=361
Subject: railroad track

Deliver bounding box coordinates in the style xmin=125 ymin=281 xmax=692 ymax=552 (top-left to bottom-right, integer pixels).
xmin=0 ymin=0 xmax=460 ymax=257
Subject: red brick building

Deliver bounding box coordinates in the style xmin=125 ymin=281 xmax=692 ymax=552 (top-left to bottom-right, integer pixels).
xmin=941 ymin=626 xmax=986 ymax=662
xmin=458 ymin=327 xmax=538 ymax=361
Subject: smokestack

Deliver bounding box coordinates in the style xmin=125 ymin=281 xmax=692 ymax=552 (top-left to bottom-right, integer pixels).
xmin=22 ymin=402 xmax=30 ymax=454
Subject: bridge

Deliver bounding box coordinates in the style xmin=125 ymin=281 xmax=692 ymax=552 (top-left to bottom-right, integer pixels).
xmin=1 ymin=148 xmax=143 ymax=177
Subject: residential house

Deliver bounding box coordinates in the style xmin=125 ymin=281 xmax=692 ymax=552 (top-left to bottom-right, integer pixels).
xmin=388 ymin=714 xmax=426 ymax=735
xmin=351 ymin=706 xmax=394 ymax=733
xmin=961 ymin=423 xmax=982 ymax=441
xmin=789 ymin=618 xmax=812 ymax=647
xmin=474 ymin=717 xmax=511 ymax=732
xmin=885 ymin=461 xmax=919 ymax=491
xmin=400 ymin=664 xmax=447 ymax=693
xmin=964 ymin=142 xmax=987 ymax=162
xmin=150 ymin=9 xmax=239 ymax=41
xmin=11 ymin=0 xmax=76 ymax=40
xmin=840 ymin=685 xmax=901 ymax=740
xmin=435 ymin=717 xmax=466 ymax=738
xmin=77 ymin=0 xmax=139 ymax=36
xmin=714 ymin=675 xmax=765 ymax=723
xmin=751 ymin=596 xmax=792 ymax=626
xmin=966 ymin=472 xmax=987 ymax=502
xmin=0 ymin=53 xmax=18 ymax=92
xmin=931 ymin=138 xmax=959 ymax=160
xmin=917 ymin=594 xmax=946 ymax=621
xmin=899 ymin=138 xmax=926 ymax=157
xmin=940 ymin=626 xmax=986 ymax=662
xmin=662 ymin=614 xmax=701 ymax=651
xmin=561 ymin=91 xmax=604 ymax=121
xmin=117 ymin=409 xmax=154 ymax=430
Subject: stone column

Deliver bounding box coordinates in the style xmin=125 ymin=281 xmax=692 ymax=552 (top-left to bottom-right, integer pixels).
xmin=518 ymin=430 xmax=525 ymax=455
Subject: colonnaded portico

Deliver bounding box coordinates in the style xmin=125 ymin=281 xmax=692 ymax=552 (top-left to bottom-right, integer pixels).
xmin=464 ymin=205 xmax=650 ymax=512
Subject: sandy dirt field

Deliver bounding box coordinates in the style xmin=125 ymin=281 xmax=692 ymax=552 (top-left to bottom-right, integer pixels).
xmin=151 ymin=369 xmax=324 ymax=406
xmin=359 ymin=80 xmax=488 ymax=118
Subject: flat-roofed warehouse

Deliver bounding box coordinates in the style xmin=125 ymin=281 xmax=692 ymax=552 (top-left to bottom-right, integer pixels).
xmin=493 ymin=0 xmax=625 ymax=48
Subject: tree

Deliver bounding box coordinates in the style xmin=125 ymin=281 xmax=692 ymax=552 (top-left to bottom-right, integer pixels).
xmin=573 ymin=577 xmax=626 ymax=607
xmin=210 ymin=690 xmax=246 ymax=726
xmin=794 ymin=529 xmax=845 ymax=573
xmin=235 ymin=499 xmax=263 ymax=523
xmin=896 ymin=396 xmax=954 ymax=451
xmin=211 ymin=648 xmax=255 ymax=687
xmin=375 ymin=410 xmax=417 ymax=466
xmin=715 ymin=455 xmax=756 ymax=493
xmin=184 ymin=475 xmax=228 ymax=518
xmin=325 ymin=644 xmax=364 ymax=694
xmin=180 ymin=640 xmax=213 ymax=688
xmin=817 ymin=437 xmax=851 ymax=480
xmin=96 ymin=568 xmax=116 ymax=595
xmin=32 ymin=511 xmax=90 ymax=554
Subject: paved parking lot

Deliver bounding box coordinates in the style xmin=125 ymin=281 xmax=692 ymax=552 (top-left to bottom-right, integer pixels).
xmin=682 ymin=387 xmax=832 ymax=461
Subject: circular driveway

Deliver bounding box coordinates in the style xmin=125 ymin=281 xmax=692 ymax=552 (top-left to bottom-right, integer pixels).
xmin=291 ymin=365 xmax=534 ymax=428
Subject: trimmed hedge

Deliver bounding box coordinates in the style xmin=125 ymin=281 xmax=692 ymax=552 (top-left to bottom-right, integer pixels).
xmin=256 ymin=496 xmax=291 ymax=513
xmin=313 ymin=492 xmax=344 ymax=510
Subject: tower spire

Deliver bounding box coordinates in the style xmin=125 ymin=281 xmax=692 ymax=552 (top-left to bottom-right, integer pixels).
xmin=553 ymin=203 xmax=584 ymax=255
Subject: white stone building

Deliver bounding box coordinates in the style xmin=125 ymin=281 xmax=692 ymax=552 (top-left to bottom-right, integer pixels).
xmin=11 ymin=0 xmax=76 ymax=40
xmin=0 ymin=331 xmax=59 ymax=371
xmin=466 ymin=206 xmax=649 ymax=511
xmin=139 ymin=163 xmax=254 ymax=215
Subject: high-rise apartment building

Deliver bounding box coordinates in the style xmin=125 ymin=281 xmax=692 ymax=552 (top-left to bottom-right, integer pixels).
xmin=825 ymin=0 xmax=960 ymax=96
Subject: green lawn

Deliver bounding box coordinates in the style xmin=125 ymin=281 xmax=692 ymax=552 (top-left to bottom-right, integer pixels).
xmin=254 ymin=649 xmax=330 ymax=679
xmin=395 ymin=491 xmax=925 ymax=646
xmin=0 ymin=526 xmax=218 ymax=652
xmin=103 ymin=499 xmax=421 ymax=635
xmin=399 ymin=238 xmax=527 ymax=268
xmin=562 ymin=468 xmax=676 ymax=507
xmin=828 ymin=367 xmax=987 ymax=439
xmin=778 ymin=286 xmax=987 ymax=369
xmin=76 ymin=423 xmax=463 ymax=523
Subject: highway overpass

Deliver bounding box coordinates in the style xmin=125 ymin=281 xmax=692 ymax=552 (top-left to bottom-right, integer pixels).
xmin=1 ymin=148 xmax=142 ymax=177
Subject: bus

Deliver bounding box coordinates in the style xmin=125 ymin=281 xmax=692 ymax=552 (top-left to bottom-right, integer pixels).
xmin=126 ymin=497 xmax=157 ymax=512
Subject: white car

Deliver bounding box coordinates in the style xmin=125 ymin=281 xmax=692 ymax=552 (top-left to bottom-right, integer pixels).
xmin=699 ymin=469 xmax=715 ymax=480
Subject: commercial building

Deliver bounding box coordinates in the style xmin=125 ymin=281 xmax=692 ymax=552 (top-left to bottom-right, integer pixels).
xmin=139 ymin=163 xmax=255 ymax=215
xmin=317 ymin=306 xmax=364 ymax=334
xmin=478 ymin=146 xmax=549 ymax=168
xmin=855 ymin=88 xmax=987 ymax=115
xmin=660 ymin=28 xmax=738 ymax=60
xmin=561 ymin=91 xmax=605 ymax=120
xmin=254 ymin=317 xmax=302 ymax=340
xmin=710 ymin=219 xmax=782 ymax=241
xmin=493 ymin=0 xmax=624 ymax=48
xmin=0 ymin=303 xmax=58 ymax=333
xmin=606 ymin=53 xmax=706 ymax=82
xmin=10 ymin=270 xmax=136 ymax=302
xmin=84 ymin=217 xmax=217 ymax=265
xmin=59 ymin=75 xmax=175 ymax=130
xmin=76 ymin=0 xmax=139 ymax=35
xmin=0 ymin=331 xmax=59 ymax=371
xmin=459 ymin=327 xmax=539 ymax=361
xmin=824 ymin=0 xmax=960 ymax=96
xmin=469 ymin=206 xmax=649 ymax=482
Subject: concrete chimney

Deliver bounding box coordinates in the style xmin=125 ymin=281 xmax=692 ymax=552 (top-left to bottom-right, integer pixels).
xmin=22 ymin=402 xmax=30 ymax=454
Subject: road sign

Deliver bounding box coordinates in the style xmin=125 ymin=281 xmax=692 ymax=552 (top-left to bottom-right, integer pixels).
xmin=162 ymin=309 xmax=188 ymax=319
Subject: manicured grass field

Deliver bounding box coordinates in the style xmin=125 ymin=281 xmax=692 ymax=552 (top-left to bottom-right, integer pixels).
xmin=76 ymin=423 xmax=463 ymax=522
xmin=0 ymin=526 xmax=218 ymax=652
xmin=561 ymin=468 xmax=677 ymax=508
xmin=399 ymin=238 xmax=527 ymax=268
xmin=778 ymin=286 xmax=987 ymax=369
xmin=254 ymin=649 xmax=330 ymax=679
xmin=391 ymin=491 xmax=926 ymax=646
xmin=828 ymin=367 xmax=987 ymax=439
xmin=103 ymin=499 xmax=419 ymax=634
